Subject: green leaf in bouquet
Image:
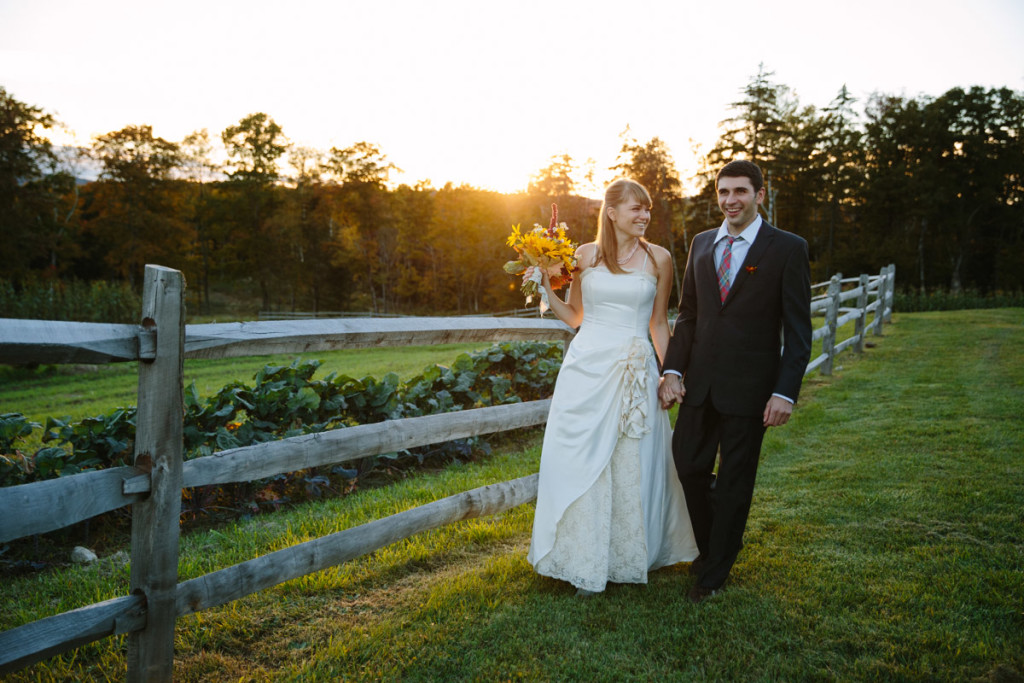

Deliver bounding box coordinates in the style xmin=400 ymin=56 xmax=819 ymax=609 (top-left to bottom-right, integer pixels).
xmin=503 ymin=260 xmax=526 ymax=274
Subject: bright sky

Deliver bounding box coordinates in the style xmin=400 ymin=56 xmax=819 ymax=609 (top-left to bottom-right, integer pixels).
xmin=2 ymin=0 xmax=1023 ymax=195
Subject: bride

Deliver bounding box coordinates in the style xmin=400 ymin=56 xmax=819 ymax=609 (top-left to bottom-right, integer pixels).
xmin=527 ymin=178 xmax=698 ymax=595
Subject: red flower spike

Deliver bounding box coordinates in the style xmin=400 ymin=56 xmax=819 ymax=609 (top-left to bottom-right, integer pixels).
xmin=550 ymin=203 xmax=558 ymax=229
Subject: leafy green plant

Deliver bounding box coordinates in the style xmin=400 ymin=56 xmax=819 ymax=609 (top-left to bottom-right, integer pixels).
xmin=43 ymin=409 xmax=135 ymax=469
xmin=0 ymin=341 xmax=565 ymax=525
xmin=0 ymin=412 xmax=38 ymax=452
xmin=0 ymin=412 xmax=108 ymax=484
xmin=0 ymin=413 xmax=41 ymax=487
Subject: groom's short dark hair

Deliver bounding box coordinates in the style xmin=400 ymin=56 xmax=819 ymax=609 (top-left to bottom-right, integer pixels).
xmin=717 ymin=160 xmax=764 ymax=193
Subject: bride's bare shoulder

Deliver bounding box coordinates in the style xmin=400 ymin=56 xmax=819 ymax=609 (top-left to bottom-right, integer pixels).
xmin=575 ymin=242 xmax=599 ymax=269
xmin=647 ymin=242 xmax=672 ymax=261
xmin=645 ymin=243 xmax=674 ymax=279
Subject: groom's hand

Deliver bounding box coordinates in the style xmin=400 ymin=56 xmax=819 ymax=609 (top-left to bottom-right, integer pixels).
xmin=763 ymin=396 xmax=794 ymax=427
xmin=658 ymin=373 xmax=684 ymax=409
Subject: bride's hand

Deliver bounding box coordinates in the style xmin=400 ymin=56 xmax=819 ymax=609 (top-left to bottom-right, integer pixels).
xmin=523 ymin=266 xmax=550 ymax=289
xmin=658 ymin=374 xmax=685 ymax=408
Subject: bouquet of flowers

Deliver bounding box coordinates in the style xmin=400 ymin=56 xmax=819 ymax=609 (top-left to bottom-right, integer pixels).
xmin=503 ymin=203 xmax=578 ymax=311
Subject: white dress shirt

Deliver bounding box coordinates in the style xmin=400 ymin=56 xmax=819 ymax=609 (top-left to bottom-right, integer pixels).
xmin=714 ymin=215 xmax=761 ymax=286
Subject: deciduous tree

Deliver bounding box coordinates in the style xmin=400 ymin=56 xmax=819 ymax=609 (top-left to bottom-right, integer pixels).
xmin=613 ymin=133 xmax=685 ymax=300
xmin=0 ymin=87 xmax=66 ymax=280
xmin=85 ymin=125 xmax=187 ymax=286
xmin=528 ymin=153 xmax=575 ymax=198
xmin=326 ymin=142 xmax=398 ymax=187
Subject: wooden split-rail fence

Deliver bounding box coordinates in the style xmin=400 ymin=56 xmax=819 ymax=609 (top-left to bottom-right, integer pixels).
xmin=0 ymin=263 xmax=894 ymax=680
xmin=258 ymin=307 xmax=543 ymax=321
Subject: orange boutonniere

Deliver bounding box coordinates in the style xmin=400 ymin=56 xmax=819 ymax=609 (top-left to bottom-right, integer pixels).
xmin=745 ymin=266 xmax=758 ymax=274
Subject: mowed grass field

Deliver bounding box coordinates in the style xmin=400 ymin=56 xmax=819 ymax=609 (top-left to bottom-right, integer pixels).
xmin=1 ymin=309 xmax=1022 ymax=681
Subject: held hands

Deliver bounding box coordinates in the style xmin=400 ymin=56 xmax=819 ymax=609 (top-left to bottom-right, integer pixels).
xmin=763 ymin=395 xmax=794 ymax=427
xmin=658 ymin=373 xmax=685 ymax=409
xmin=657 ymin=370 xmax=795 ymax=424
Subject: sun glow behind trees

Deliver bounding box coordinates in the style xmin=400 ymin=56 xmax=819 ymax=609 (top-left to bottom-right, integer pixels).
xmin=2 ymin=0 xmax=1024 ymax=320
xmin=4 ymin=72 xmax=1023 ymax=322
xmin=3 ymin=0 xmax=1021 ymax=194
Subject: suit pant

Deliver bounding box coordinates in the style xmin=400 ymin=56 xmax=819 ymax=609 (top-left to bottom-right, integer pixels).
xmin=672 ymin=400 xmax=766 ymax=589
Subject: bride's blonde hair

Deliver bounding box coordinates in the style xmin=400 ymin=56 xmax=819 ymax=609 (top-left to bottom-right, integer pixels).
xmin=595 ymin=178 xmax=653 ymax=274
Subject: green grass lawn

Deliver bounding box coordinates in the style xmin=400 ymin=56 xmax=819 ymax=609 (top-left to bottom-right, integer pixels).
xmin=2 ymin=309 xmax=1021 ymax=681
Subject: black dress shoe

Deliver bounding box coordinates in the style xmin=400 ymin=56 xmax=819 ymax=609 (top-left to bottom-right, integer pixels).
xmin=688 ymin=584 xmax=719 ymax=604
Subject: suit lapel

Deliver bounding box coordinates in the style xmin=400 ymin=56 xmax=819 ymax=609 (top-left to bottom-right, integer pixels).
xmin=722 ymin=223 xmax=775 ymax=307
xmin=697 ymin=232 xmax=719 ymax=299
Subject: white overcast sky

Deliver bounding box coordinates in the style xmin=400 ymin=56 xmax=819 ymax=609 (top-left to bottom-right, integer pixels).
xmin=2 ymin=0 xmax=1023 ymax=194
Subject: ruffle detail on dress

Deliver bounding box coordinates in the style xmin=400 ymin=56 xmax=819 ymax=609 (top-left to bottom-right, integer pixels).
xmin=618 ymin=337 xmax=653 ymax=439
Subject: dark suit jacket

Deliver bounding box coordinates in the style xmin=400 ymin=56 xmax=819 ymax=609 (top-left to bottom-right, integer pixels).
xmin=663 ymin=221 xmax=812 ymax=417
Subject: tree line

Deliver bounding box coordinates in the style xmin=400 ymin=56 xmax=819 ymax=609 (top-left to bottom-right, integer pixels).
xmin=2 ymin=67 xmax=1022 ymax=318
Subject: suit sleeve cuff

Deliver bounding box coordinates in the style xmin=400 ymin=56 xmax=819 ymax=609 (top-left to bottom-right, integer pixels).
xmin=772 ymin=392 xmax=795 ymax=404
xmin=662 ymin=370 xmax=682 ymax=378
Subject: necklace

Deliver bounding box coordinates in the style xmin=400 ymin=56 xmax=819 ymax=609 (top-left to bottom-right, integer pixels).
xmin=617 ymin=239 xmax=640 ymax=264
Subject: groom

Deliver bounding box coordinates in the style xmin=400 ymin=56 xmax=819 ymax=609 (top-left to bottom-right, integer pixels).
xmin=659 ymin=159 xmax=812 ymax=603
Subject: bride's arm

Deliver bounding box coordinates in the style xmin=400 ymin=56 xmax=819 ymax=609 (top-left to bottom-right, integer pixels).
xmin=539 ymin=243 xmax=593 ymax=329
xmin=648 ymin=245 xmax=674 ymax=365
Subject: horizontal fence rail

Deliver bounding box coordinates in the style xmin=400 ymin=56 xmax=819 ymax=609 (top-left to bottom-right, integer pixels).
xmin=258 ymin=307 xmax=543 ymax=321
xmin=0 ymin=401 xmax=552 ymax=545
xmin=184 ymin=317 xmax=572 ymax=360
xmin=0 ymin=319 xmax=155 ymax=364
xmin=1 ymin=475 xmax=538 ymax=674
xmin=130 ymin=400 xmax=551 ymax=493
xmin=173 ymin=474 xmax=538 ymax=618
xmin=0 ymin=316 xmax=574 ymax=366
xmin=0 ymin=594 xmax=147 ymax=674
xmin=0 ymin=465 xmax=140 ymax=543
xmin=0 ymin=262 xmax=894 ymax=680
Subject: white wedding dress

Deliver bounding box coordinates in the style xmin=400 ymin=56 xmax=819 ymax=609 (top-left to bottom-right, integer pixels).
xmin=528 ymin=258 xmax=698 ymax=593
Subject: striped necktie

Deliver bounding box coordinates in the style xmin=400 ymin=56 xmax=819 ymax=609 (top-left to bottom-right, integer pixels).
xmin=717 ymin=236 xmax=736 ymax=303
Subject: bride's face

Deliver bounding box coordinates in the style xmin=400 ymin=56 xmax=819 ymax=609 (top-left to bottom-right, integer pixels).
xmin=608 ymin=197 xmax=650 ymax=239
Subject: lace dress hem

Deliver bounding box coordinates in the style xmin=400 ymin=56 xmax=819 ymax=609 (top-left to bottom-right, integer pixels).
xmin=533 ymin=434 xmax=649 ymax=593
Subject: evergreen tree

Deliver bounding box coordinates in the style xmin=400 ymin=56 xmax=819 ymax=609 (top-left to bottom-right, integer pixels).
xmin=221 ymin=113 xmax=289 ymax=309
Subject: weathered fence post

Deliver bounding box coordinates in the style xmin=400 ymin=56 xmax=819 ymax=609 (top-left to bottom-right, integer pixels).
xmin=821 ymin=274 xmax=841 ymax=375
xmin=855 ymin=273 xmax=869 ymax=352
xmin=127 ymin=265 xmax=185 ymax=682
xmin=885 ymin=264 xmax=896 ymax=323
xmin=873 ymin=265 xmax=888 ymax=336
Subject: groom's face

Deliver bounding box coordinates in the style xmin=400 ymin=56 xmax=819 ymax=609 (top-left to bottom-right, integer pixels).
xmin=717 ymin=176 xmax=765 ymax=232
